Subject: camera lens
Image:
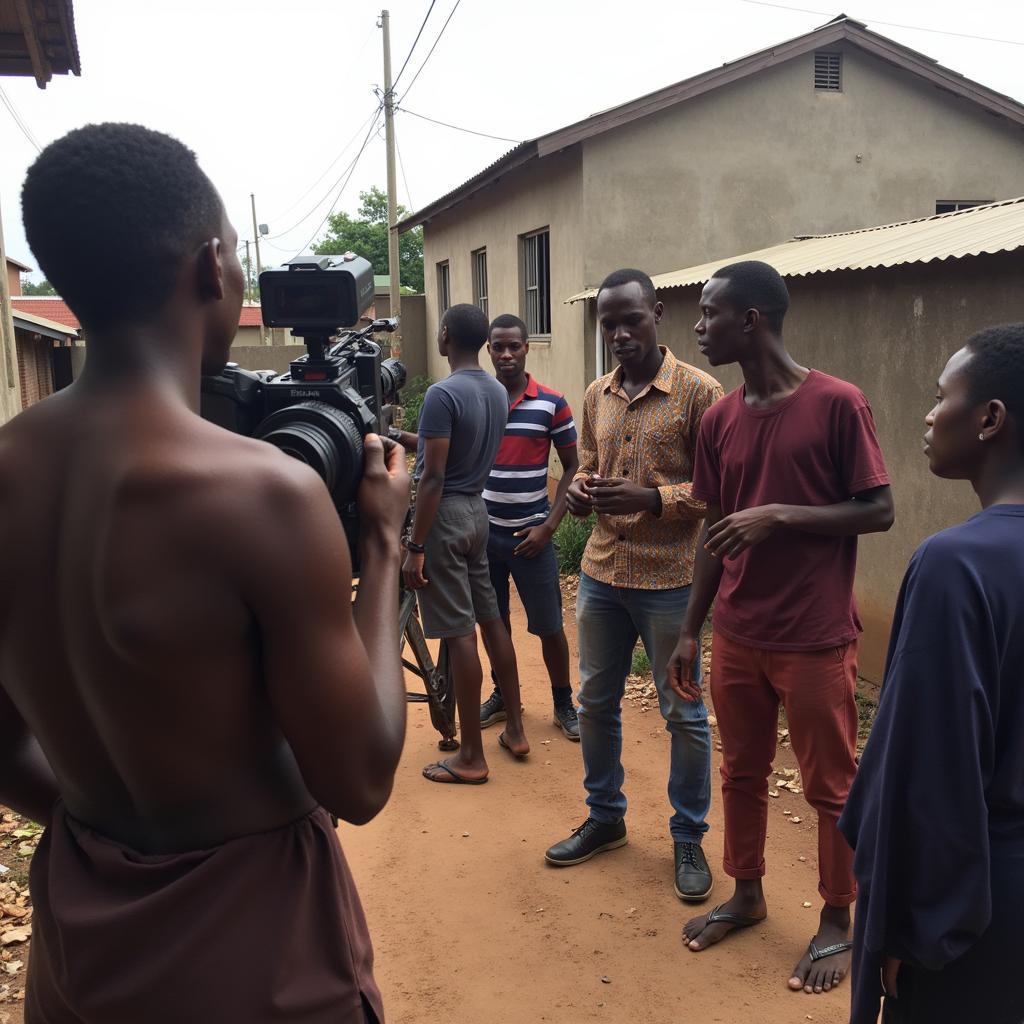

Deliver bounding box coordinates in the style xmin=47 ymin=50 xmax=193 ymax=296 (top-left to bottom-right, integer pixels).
xmin=380 ymin=357 xmax=406 ymax=402
xmin=255 ymin=401 xmax=365 ymax=505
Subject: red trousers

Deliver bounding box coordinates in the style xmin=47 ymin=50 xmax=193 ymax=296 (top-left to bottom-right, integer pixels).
xmin=710 ymin=630 xmax=858 ymax=907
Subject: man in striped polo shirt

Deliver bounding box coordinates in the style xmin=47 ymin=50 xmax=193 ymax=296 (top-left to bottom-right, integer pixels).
xmin=480 ymin=314 xmax=581 ymax=740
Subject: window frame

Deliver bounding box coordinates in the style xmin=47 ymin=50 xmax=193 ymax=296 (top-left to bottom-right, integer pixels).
xmin=472 ymin=247 xmax=488 ymax=317
xmin=935 ymin=199 xmax=994 ymax=215
xmin=520 ymin=228 xmax=551 ymax=339
xmin=436 ymin=260 xmax=451 ymax=314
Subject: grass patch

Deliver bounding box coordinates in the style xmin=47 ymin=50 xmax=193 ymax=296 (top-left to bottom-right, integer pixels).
xmin=553 ymin=513 xmax=595 ymax=575
xmin=631 ymin=644 xmax=651 ymax=676
xmin=854 ymin=684 xmax=878 ymax=743
xmin=399 ymin=375 xmax=434 ymax=431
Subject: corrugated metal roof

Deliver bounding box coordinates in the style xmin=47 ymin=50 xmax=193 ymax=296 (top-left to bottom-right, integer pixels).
xmin=565 ymin=197 xmax=1024 ymax=303
xmin=11 ymin=307 xmax=79 ymax=340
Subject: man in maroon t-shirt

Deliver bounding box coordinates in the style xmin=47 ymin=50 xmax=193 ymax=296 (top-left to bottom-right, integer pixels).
xmin=667 ymin=261 xmax=894 ymax=998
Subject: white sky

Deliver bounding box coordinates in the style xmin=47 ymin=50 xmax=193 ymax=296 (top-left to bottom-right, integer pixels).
xmin=3 ymin=0 xmax=1024 ymax=280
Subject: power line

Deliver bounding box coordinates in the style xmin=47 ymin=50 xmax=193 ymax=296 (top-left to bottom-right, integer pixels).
xmin=264 ymin=103 xmax=383 ymax=242
xmin=395 ymin=132 xmax=414 ymax=211
xmin=398 ymin=0 xmax=463 ymax=102
xmin=0 ymin=85 xmax=41 ymax=152
xmin=738 ymin=0 xmax=1024 ymax=46
xmin=391 ymin=0 xmax=438 ymax=90
xmin=397 ymin=104 xmax=521 ymax=144
xmin=288 ymin=109 xmax=385 ymax=259
xmin=264 ymin=105 xmax=384 ymax=224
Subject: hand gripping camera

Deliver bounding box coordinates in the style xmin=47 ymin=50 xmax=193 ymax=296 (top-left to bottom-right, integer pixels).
xmin=200 ymin=254 xmax=406 ymax=570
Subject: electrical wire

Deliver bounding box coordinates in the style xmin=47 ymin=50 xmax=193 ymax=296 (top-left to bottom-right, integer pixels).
xmin=398 ymin=0 xmax=463 ymax=102
xmin=738 ymin=0 xmax=1024 ymax=46
xmin=392 ymin=0 xmax=438 ymax=90
xmin=287 ymin=109 xmax=385 ymax=259
xmin=264 ymin=103 xmax=383 ymax=242
xmin=263 ymin=105 xmax=384 ymax=225
xmin=397 ymin=105 xmax=521 ymax=144
xmin=0 ymin=86 xmax=41 ymax=152
xmin=395 ymin=132 xmax=415 ymax=211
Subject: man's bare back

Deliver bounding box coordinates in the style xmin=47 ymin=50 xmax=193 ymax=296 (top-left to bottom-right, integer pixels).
xmin=6 ymin=121 xmax=410 ymax=1024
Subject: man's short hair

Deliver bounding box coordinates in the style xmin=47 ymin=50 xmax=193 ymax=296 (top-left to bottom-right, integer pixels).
xmin=597 ymin=268 xmax=657 ymax=308
xmin=710 ymin=260 xmax=790 ymax=333
xmin=488 ymin=313 xmax=528 ymax=343
xmin=21 ymin=123 xmax=223 ymax=331
xmin=964 ymin=323 xmax=1024 ymax=449
xmin=442 ymin=304 xmax=490 ymax=351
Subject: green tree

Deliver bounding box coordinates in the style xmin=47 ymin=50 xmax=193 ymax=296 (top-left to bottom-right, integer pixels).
xmin=20 ymin=277 xmax=57 ymax=295
xmin=313 ymin=187 xmax=424 ymax=293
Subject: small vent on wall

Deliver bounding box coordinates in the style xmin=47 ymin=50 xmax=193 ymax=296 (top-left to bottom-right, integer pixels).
xmin=814 ymin=52 xmax=842 ymax=91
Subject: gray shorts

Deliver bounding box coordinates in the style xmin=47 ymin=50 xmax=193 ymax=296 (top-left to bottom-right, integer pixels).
xmin=417 ymin=494 xmax=500 ymax=639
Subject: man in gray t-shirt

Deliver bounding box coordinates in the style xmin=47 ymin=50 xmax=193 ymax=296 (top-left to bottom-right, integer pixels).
xmin=402 ymin=304 xmax=530 ymax=785
xmin=414 ymin=366 xmax=507 ymax=495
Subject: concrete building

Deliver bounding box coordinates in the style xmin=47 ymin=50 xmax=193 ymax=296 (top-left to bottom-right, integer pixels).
xmin=568 ymin=197 xmax=1024 ymax=681
xmin=397 ymin=15 xmax=1024 ymax=417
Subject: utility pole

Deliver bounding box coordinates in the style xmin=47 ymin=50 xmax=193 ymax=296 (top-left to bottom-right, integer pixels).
xmin=250 ymin=195 xmax=266 ymax=343
xmin=380 ymin=9 xmax=402 ymax=351
xmin=244 ymin=240 xmax=252 ymax=302
xmin=250 ymin=194 xmax=263 ymax=280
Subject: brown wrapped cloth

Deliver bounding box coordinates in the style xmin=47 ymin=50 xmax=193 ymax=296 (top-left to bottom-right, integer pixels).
xmin=26 ymin=802 xmax=383 ymax=1023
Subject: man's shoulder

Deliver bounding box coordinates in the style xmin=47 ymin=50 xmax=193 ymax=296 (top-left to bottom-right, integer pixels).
xmin=805 ymin=369 xmax=870 ymax=410
xmin=584 ymin=369 xmax=617 ymax=401
xmin=670 ymin=357 xmax=723 ymax=397
xmin=529 ymin=378 xmax=567 ymax=403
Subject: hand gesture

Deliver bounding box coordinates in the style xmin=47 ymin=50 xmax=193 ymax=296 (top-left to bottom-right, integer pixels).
xmin=667 ymin=633 xmax=702 ymax=702
xmin=356 ymin=435 xmax=411 ymax=545
xmin=402 ymin=550 xmax=428 ymax=590
xmin=566 ymin=477 xmax=594 ymax=518
xmin=704 ymin=505 xmax=780 ymax=560
xmin=513 ymin=522 xmax=554 ymax=559
xmin=588 ymin=476 xmax=658 ymax=516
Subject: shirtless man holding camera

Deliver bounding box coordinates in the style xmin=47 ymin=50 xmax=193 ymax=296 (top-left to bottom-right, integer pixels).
xmin=0 ymin=123 xmax=407 ymax=1023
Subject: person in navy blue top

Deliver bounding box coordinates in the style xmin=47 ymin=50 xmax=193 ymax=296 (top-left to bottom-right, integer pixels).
xmin=839 ymin=323 xmax=1024 ymax=1024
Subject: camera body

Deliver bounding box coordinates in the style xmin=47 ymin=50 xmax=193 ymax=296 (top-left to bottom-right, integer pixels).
xmin=200 ymin=254 xmax=406 ymax=571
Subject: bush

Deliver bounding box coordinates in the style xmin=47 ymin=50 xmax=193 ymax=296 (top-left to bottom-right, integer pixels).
xmin=553 ymin=513 xmax=595 ymax=575
xmin=400 ymin=375 xmax=433 ymax=431
xmin=631 ymin=644 xmax=651 ymax=676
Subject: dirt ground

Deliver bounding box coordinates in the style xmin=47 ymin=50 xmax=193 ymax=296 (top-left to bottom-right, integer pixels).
xmin=0 ymin=587 xmax=856 ymax=1024
xmin=344 ymin=589 xmax=853 ymax=1024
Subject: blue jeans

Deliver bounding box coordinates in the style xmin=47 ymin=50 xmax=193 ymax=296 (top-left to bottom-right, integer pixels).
xmin=576 ymin=573 xmax=711 ymax=843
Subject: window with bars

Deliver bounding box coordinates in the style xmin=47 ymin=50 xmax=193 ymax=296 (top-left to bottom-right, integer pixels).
xmin=437 ymin=260 xmax=450 ymax=314
xmin=472 ymin=248 xmax=488 ymax=317
xmin=521 ymin=229 xmax=551 ymax=336
xmin=814 ymin=52 xmax=842 ymax=91
xmin=935 ymin=199 xmax=993 ymax=215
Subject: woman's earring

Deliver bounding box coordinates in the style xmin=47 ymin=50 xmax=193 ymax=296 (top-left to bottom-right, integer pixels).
xmin=979 ymin=433 xmax=986 ymax=441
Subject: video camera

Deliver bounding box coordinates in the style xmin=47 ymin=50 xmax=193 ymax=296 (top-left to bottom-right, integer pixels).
xmin=200 ymin=253 xmax=406 ymax=570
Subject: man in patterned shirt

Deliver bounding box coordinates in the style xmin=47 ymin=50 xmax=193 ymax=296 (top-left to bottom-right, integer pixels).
xmin=544 ymin=269 xmax=723 ymax=904
xmin=479 ymin=314 xmax=581 ymax=741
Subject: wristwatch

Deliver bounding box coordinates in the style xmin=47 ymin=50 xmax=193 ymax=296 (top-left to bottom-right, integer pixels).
xmin=406 ymin=540 xmax=425 ymax=554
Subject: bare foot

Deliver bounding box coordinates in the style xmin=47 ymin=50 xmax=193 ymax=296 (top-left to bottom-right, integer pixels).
xmin=498 ymin=728 xmax=530 ymax=758
xmin=788 ymin=904 xmax=852 ymax=994
xmin=683 ymin=891 xmax=767 ymax=951
xmin=422 ymin=757 xmax=488 ymax=784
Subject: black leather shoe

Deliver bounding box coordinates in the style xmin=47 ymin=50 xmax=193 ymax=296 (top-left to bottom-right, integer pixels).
xmin=545 ymin=818 xmax=627 ymax=867
xmin=674 ymin=841 xmax=713 ymax=901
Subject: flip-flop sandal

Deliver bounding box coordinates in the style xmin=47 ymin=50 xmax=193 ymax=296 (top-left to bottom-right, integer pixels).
xmin=422 ymin=761 xmax=488 ymax=785
xmin=808 ymin=940 xmax=853 ymax=962
xmin=497 ymin=733 xmax=528 ymax=760
xmin=704 ymin=904 xmax=765 ymax=929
